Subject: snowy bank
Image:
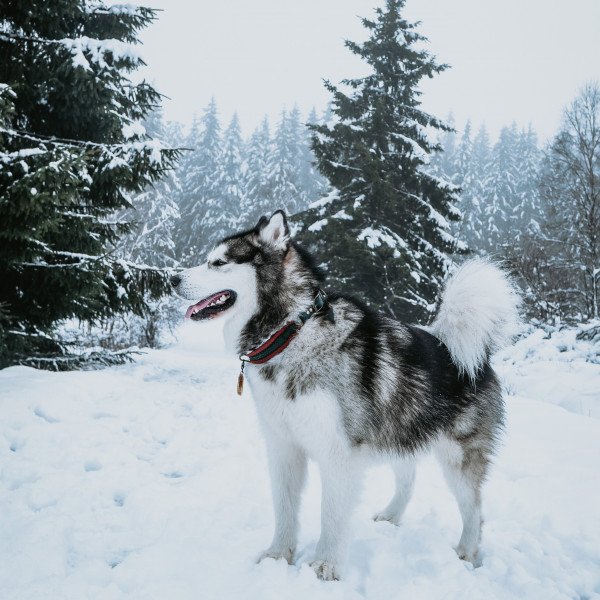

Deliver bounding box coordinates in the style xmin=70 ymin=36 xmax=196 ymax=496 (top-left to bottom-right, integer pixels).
xmin=495 ymin=321 xmax=600 ymax=419
xmin=0 ymin=323 xmax=599 ymax=599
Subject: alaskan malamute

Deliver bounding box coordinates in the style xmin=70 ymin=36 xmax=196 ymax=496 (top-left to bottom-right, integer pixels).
xmin=172 ymin=211 xmax=519 ymax=581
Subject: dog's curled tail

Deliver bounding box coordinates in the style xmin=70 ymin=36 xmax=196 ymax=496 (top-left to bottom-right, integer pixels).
xmin=431 ymin=258 xmax=521 ymax=380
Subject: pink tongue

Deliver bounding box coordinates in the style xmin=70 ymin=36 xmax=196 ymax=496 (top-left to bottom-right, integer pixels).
xmin=185 ymin=294 xmax=219 ymax=319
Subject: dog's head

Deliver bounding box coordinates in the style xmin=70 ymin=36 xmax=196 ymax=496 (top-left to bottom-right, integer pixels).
xmin=172 ymin=210 xmax=293 ymax=324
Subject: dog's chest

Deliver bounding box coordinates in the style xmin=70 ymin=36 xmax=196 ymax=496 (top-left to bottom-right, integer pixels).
xmin=246 ymin=366 xmax=348 ymax=460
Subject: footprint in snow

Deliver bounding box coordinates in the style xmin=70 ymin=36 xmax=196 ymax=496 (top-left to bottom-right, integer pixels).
xmin=84 ymin=460 xmax=102 ymax=472
xmin=108 ymin=550 xmax=131 ymax=568
xmin=92 ymin=411 xmax=117 ymax=420
xmin=33 ymin=406 xmax=60 ymax=423
xmin=113 ymin=492 xmax=126 ymax=507
xmin=9 ymin=437 xmax=26 ymax=452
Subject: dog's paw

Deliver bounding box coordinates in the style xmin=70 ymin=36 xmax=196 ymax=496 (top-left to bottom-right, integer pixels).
xmin=455 ymin=545 xmax=482 ymax=568
xmin=373 ymin=510 xmax=401 ymax=525
xmin=256 ymin=546 xmax=294 ymax=565
xmin=310 ymin=559 xmax=340 ymax=581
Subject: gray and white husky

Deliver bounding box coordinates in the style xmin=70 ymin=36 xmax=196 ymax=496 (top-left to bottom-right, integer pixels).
xmin=172 ymin=210 xmax=519 ymax=581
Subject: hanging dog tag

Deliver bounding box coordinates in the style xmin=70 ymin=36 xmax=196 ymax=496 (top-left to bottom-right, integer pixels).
xmin=237 ymin=361 xmax=245 ymax=396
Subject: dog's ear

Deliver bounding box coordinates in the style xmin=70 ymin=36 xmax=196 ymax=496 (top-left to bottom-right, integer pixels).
xmin=258 ymin=210 xmax=289 ymax=250
xmin=254 ymin=215 xmax=268 ymax=231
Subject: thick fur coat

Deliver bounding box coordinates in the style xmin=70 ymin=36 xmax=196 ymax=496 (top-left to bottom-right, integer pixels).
xmin=173 ymin=211 xmax=520 ymax=581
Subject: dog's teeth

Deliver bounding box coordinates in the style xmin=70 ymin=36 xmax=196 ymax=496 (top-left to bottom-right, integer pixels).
xmin=202 ymin=293 xmax=230 ymax=311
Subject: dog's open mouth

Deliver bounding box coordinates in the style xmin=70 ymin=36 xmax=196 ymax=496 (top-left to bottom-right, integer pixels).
xmin=185 ymin=290 xmax=237 ymax=321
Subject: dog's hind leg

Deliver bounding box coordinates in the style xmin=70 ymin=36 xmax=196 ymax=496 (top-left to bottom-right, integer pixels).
xmin=373 ymin=457 xmax=416 ymax=525
xmin=435 ymin=435 xmax=490 ymax=567
xmin=258 ymin=431 xmax=307 ymax=565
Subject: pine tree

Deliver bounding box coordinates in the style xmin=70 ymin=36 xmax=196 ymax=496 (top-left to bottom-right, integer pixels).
xmin=431 ymin=112 xmax=457 ymax=181
xmin=220 ymin=112 xmax=245 ymax=228
xmin=301 ymin=108 xmax=329 ymax=204
xmin=246 ymin=107 xmax=325 ymax=222
xmin=120 ymin=110 xmax=181 ymax=269
xmin=162 ymin=119 xmax=185 ymax=152
xmin=297 ymin=0 xmax=464 ymax=322
xmin=176 ymin=98 xmax=223 ymax=258
xmin=0 ymin=1 xmax=178 ymax=369
xmin=243 ymin=116 xmax=274 ymax=223
xmin=454 ymin=121 xmax=473 ymax=187
xmin=464 ymin=124 xmax=493 ymax=249
xmin=267 ymin=107 xmax=305 ymax=215
xmin=485 ymin=123 xmax=520 ymax=253
xmin=513 ymin=125 xmax=541 ymax=241
xmin=451 ymin=120 xmax=479 ymax=245
xmin=116 ymin=110 xmax=182 ymax=349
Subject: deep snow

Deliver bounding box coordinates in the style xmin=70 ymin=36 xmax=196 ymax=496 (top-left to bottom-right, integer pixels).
xmin=1 ymin=321 xmax=599 ymax=600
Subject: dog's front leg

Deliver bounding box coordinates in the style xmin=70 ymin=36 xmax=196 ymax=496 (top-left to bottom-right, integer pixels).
xmin=257 ymin=430 xmax=307 ymax=565
xmin=311 ymin=453 xmax=360 ymax=581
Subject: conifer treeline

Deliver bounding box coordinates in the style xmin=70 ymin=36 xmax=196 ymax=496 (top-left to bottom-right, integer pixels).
xmin=431 ymin=97 xmax=600 ymax=323
xmin=137 ymin=101 xmax=329 ymax=265
xmin=430 ymin=117 xmax=541 ymax=256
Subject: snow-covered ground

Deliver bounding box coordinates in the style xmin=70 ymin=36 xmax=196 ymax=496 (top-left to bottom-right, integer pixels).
xmin=1 ymin=321 xmax=599 ymax=600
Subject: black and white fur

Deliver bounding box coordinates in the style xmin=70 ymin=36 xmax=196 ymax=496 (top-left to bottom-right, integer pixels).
xmin=173 ymin=211 xmax=520 ymax=581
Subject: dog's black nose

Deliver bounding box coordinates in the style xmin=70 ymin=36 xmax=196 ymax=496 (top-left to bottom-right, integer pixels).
xmin=170 ymin=274 xmax=181 ymax=288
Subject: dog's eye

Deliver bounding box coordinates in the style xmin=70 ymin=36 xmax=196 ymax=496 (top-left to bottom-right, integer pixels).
xmin=212 ymin=259 xmax=227 ymax=267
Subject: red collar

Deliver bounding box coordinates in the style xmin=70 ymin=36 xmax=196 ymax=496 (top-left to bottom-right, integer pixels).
xmin=240 ymin=320 xmax=301 ymax=365
xmin=236 ymin=290 xmax=330 ymax=395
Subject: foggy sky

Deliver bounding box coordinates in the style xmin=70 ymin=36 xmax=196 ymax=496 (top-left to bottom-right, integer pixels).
xmin=138 ymin=0 xmax=600 ymax=141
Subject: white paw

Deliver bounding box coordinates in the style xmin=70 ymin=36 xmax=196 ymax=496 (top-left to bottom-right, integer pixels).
xmin=456 ymin=545 xmax=482 ymax=568
xmin=256 ymin=546 xmax=295 ymax=565
xmin=373 ymin=510 xmax=401 ymax=525
xmin=310 ymin=559 xmax=340 ymax=581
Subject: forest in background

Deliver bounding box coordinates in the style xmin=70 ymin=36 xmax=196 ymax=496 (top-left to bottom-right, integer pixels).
xmin=1 ymin=0 xmax=598 ymax=368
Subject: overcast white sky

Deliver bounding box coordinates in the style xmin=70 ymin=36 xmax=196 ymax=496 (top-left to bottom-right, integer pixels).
xmin=138 ymin=0 xmax=600 ymax=142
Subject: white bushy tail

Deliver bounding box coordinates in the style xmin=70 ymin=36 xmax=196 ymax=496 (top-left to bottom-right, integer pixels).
xmin=431 ymin=258 xmax=521 ymax=380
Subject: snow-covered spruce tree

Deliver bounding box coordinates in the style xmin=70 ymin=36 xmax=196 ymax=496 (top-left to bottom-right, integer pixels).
xmin=462 ymin=124 xmax=492 ymax=250
xmin=244 ymin=108 xmax=325 ymax=223
xmin=300 ymin=108 xmax=329 ymax=204
xmin=452 ymin=121 xmax=475 ymax=236
xmin=296 ymin=0 xmax=464 ymax=322
xmin=174 ymin=111 xmax=201 ymax=255
xmin=220 ymin=112 xmax=245 ymax=228
xmin=453 ymin=121 xmax=473 ymax=189
xmin=267 ymin=108 xmax=305 ymax=215
xmin=116 ymin=109 xmax=182 ymax=349
xmin=430 ymin=112 xmax=457 ymax=182
xmin=116 ymin=115 xmax=181 ymax=350
xmin=513 ymin=125 xmax=541 ymax=241
xmin=242 ymin=116 xmax=274 ymax=223
xmin=176 ymin=98 xmax=226 ymax=258
xmin=120 ymin=110 xmax=181 ymax=269
xmin=0 ymin=1 xmax=178 ymax=369
xmin=484 ymin=123 xmax=520 ymax=253
xmin=450 ymin=121 xmax=493 ymax=251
